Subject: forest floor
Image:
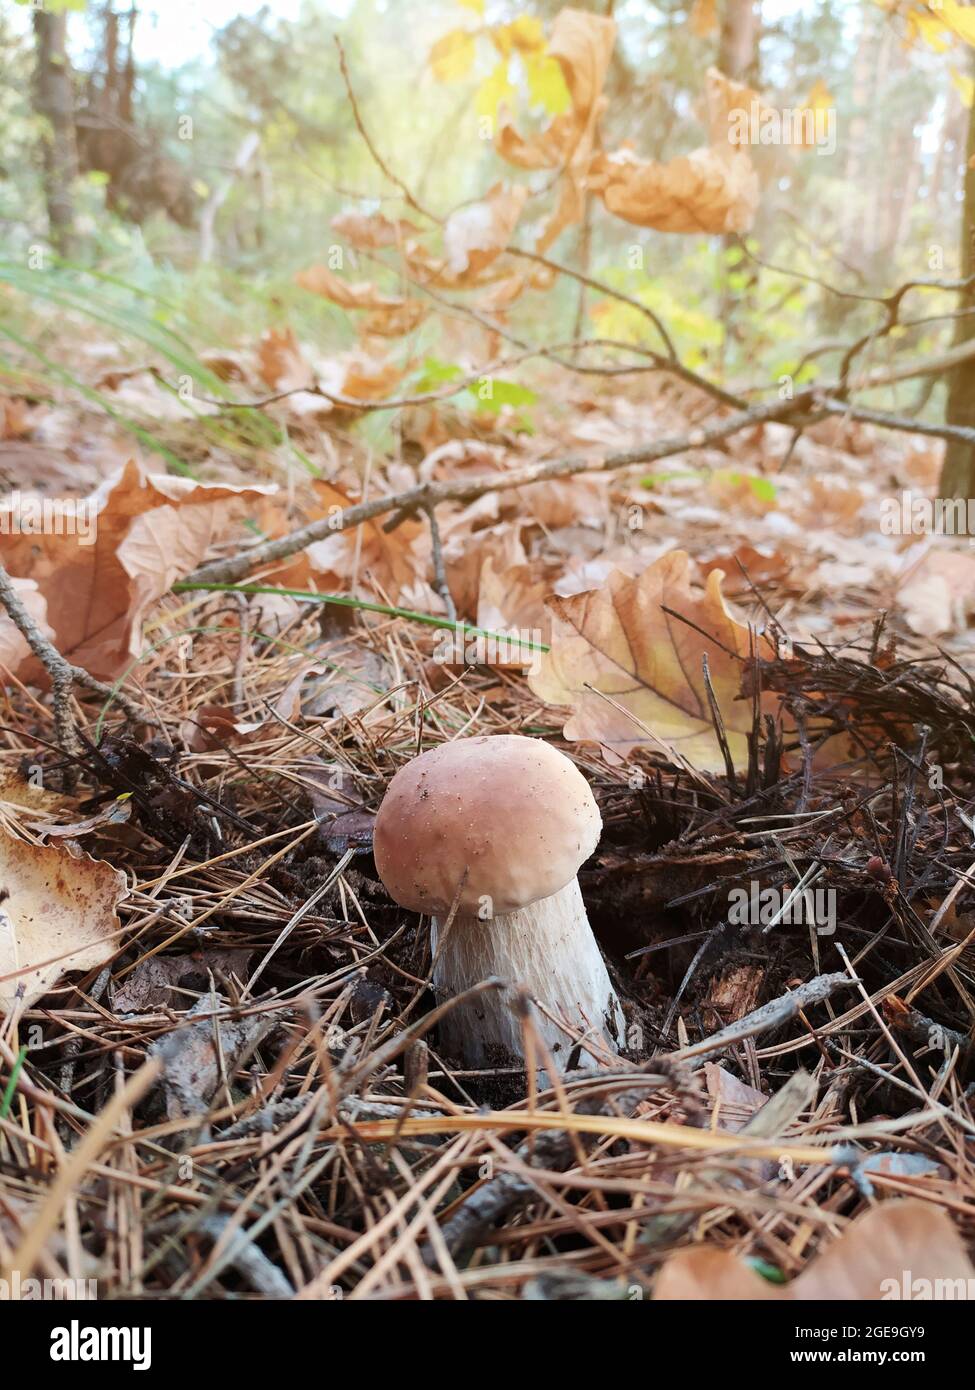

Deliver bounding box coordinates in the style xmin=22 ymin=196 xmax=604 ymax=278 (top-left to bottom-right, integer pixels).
xmin=1 ymin=312 xmax=975 ymax=1301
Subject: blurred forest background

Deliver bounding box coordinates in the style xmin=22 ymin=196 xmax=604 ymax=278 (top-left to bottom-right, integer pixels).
xmin=2 ymin=0 xmax=974 ymax=484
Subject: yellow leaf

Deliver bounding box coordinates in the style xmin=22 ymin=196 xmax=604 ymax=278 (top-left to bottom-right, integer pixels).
xmin=529 ymin=550 xmax=776 ymax=771
xmin=508 ymin=15 xmax=545 ymax=52
xmin=689 ymin=0 xmax=718 ymax=38
xmin=942 ymin=0 xmax=975 ymax=47
xmin=805 ymin=77 xmax=833 ymax=111
xmin=430 ymin=28 xmax=476 ymax=81
xmin=524 ymin=51 xmax=572 ymax=113
xmin=476 ymin=60 xmax=516 ymax=118
xmin=492 ymin=15 xmax=545 ymax=58
xmin=903 ymin=4 xmax=950 ymax=50
xmin=952 ymin=65 xmax=975 ymax=106
xmin=457 ymin=0 xmax=484 ymax=12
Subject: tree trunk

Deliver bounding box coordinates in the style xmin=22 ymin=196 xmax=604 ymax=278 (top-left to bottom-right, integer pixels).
xmin=941 ymin=53 xmax=975 ymax=501
xmin=717 ymin=0 xmax=758 ymax=370
xmin=719 ymin=0 xmax=757 ymax=83
xmin=33 ymin=8 xmax=77 ymax=258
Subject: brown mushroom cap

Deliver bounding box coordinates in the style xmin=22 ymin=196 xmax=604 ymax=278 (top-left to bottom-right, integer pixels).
xmin=373 ymin=735 xmax=601 ymax=916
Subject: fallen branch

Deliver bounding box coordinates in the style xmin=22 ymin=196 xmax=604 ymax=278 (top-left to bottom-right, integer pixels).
xmin=182 ymin=393 xmax=823 ymax=589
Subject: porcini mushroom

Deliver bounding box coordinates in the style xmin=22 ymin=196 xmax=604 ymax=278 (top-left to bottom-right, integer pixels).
xmin=373 ymin=734 xmax=624 ymax=1069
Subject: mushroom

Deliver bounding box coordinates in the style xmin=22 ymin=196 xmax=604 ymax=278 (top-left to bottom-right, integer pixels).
xmin=373 ymin=734 xmax=624 ymax=1070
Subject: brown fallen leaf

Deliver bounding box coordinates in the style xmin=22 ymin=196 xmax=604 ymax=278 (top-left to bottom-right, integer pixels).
xmin=0 ymin=831 xmax=126 ymax=1015
xmin=295 ymin=263 xmax=404 ymax=311
xmin=256 ymin=326 xmax=314 ymax=392
xmin=529 ymin=549 xmax=775 ymax=771
xmin=476 ymin=554 xmax=551 ymax=642
xmin=0 ymin=460 xmax=275 ymax=681
xmin=0 ymin=398 xmax=34 ymax=440
xmin=704 ymin=1062 xmax=767 ymax=1133
xmin=0 ymin=578 xmax=52 ymax=677
xmin=0 ymin=767 xmax=74 ymax=815
xmin=178 ymin=703 xmax=264 ymax=753
xmin=112 ymin=950 xmax=254 ymax=1013
xmin=321 ymin=350 xmax=406 ymax=403
xmin=654 ymin=1199 xmax=974 ymax=1300
xmin=303 ymin=479 xmax=424 ymax=600
xmin=897 ymin=548 xmax=975 ymax=637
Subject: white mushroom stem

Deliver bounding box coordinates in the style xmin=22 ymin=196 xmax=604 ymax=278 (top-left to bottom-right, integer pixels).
xmin=430 ymin=877 xmax=625 ymax=1071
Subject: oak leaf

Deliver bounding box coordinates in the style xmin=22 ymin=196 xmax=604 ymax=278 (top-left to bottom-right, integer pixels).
xmin=590 ymin=70 xmax=763 ymax=234
xmin=529 ymin=550 xmax=774 ymax=771
xmin=0 ymin=461 xmax=274 ymax=681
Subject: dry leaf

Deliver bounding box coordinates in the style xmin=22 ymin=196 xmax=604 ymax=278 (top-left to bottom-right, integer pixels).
xmin=529 ymin=549 xmax=775 ymax=770
xmin=590 ymin=69 xmax=761 ymax=233
xmin=592 ymin=141 xmax=759 ymax=234
xmin=112 ymin=950 xmax=253 ymax=1012
xmin=303 ymin=480 xmax=424 ymax=600
xmin=495 ymin=9 xmax=616 ymax=251
xmin=323 ymin=351 xmax=405 ymax=403
xmin=0 ymin=831 xmax=126 ymax=1015
xmin=331 ymin=210 xmax=423 ymax=249
xmin=476 ymin=554 xmax=551 ymax=642
xmin=0 ymin=460 xmax=275 ymax=681
xmin=654 ymin=1199 xmax=974 ymax=1300
xmin=0 ymin=578 xmax=52 ymax=677
xmin=149 ymin=991 xmax=273 ymax=1120
xmin=0 ymin=767 xmax=74 ymax=815
xmin=442 ymin=183 xmax=529 ymax=280
xmin=897 ymin=549 xmax=975 ymax=636
xmin=704 ymin=1062 xmax=767 ymax=1133
xmin=179 ymin=703 xmax=264 ymax=753
xmin=0 ymin=399 xmax=33 ymax=440
xmin=256 ymin=327 xmax=314 ymax=392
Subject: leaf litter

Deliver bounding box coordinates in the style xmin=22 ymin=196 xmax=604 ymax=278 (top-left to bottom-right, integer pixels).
xmin=2 ymin=6 xmax=975 ymax=1303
